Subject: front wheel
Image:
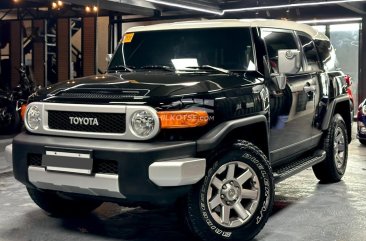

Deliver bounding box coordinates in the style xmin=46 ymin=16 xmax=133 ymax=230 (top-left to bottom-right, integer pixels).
xmin=27 ymin=187 xmax=102 ymax=217
xmin=313 ymin=114 xmax=348 ymax=183
xmin=184 ymin=141 xmax=274 ymax=241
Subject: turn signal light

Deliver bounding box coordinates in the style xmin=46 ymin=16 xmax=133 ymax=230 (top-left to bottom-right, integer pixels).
xmin=157 ymin=110 xmax=209 ymax=129
xmin=20 ymin=104 xmax=27 ymax=121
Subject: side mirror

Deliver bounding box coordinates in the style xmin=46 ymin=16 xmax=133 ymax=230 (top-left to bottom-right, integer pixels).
xmin=278 ymin=49 xmax=301 ymax=75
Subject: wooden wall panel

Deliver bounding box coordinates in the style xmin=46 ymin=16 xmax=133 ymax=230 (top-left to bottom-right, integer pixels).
xmin=82 ymin=17 xmax=96 ymax=76
xmin=32 ymin=19 xmax=45 ymax=86
xmin=10 ymin=21 xmax=22 ymax=89
xmin=57 ymin=18 xmax=71 ymax=82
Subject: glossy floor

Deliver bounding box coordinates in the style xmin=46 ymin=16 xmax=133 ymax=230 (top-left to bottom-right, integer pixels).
xmin=0 ymin=127 xmax=365 ymax=241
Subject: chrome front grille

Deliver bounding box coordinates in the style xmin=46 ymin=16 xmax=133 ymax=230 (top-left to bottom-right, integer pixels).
xmin=48 ymin=111 xmax=126 ymax=133
xmin=24 ymin=102 xmax=160 ymax=141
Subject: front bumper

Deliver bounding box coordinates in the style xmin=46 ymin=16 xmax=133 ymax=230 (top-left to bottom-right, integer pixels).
xmin=12 ymin=132 xmax=205 ymax=205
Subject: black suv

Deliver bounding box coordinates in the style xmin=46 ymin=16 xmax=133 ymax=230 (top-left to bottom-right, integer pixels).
xmin=8 ymin=19 xmax=352 ymax=241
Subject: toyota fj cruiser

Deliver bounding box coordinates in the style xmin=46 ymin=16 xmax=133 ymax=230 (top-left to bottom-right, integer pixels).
xmin=8 ymin=19 xmax=352 ymax=241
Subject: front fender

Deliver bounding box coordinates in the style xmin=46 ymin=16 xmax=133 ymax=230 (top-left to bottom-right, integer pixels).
xmin=197 ymin=115 xmax=269 ymax=153
xmin=321 ymin=95 xmax=352 ymax=143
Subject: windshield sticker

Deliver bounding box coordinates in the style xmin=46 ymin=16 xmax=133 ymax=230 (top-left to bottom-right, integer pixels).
xmin=123 ymin=33 xmax=134 ymax=43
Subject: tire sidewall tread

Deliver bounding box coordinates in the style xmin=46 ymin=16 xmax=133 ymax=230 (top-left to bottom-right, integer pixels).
xmin=313 ymin=114 xmax=348 ymax=183
xmin=186 ymin=140 xmax=274 ymax=241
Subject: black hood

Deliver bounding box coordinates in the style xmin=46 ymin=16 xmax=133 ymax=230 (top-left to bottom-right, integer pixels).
xmin=36 ymin=71 xmax=260 ymax=103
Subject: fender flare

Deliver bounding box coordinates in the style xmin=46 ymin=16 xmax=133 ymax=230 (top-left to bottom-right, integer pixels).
xmin=197 ymin=115 xmax=269 ymax=152
xmin=321 ymin=95 xmax=351 ymax=131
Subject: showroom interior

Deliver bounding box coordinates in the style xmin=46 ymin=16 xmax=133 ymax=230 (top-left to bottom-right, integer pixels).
xmin=1 ymin=0 xmax=366 ymax=241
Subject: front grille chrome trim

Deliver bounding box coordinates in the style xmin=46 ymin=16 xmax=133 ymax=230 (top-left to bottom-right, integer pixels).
xmin=25 ymin=102 xmax=160 ymax=141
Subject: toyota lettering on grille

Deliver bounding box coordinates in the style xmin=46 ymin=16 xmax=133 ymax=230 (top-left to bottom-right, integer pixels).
xmin=69 ymin=117 xmax=99 ymax=126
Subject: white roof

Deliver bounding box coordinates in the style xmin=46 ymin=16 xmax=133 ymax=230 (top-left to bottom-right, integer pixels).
xmin=128 ymin=19 xmax=329 ymax=41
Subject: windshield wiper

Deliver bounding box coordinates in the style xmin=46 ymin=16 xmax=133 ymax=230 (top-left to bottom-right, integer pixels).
xmin=184 ymin=65 xmax=231 ymax=74
xmin=107 ymin=65 xmax=134 ymax=72
xmin=139 ymin=65 xmax=174 ymax=72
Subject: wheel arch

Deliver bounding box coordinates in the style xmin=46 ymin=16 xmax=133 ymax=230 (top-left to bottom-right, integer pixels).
xmin=321 ymin=95 xmax=352 ymax=143
xmin=197 ymin=115 xmax=269 ymax=158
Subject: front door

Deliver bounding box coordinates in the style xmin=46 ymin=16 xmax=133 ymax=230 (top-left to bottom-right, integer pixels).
xmin=260 ymin=29 xmax=320 ymax=164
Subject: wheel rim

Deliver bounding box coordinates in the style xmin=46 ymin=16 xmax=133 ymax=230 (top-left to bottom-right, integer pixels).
xmin=334 ymin=126 xmax=346 ymax=170
xmin=207 ymin=161 xmax=260 ymax=228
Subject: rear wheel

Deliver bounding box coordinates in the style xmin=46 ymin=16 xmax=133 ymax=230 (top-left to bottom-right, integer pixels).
xmin=313 ymin=114 xmax=348 ymax=183
xmin=27 ymin=187 xmax=102 ymax=217
xmin=184 ymin=141 xmax=274 ymax=241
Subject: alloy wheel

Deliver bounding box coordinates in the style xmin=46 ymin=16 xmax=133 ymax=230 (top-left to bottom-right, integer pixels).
xmin=207 ymin=161 xmax=260 ymax=228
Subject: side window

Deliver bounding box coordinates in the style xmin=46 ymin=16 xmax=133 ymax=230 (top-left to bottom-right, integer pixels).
xmin=298 ymin=34 xmax=321 ymax=71
xmin=261 ymin=29 xmax=300 ymax=73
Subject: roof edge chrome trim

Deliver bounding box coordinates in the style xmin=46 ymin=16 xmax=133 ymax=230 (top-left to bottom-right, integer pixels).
xmin=127 ymin=19 xmax=328 ymax=41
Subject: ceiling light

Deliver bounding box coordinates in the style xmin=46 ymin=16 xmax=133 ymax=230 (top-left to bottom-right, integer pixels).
xmin=297 ymin=18 xmax=362 ymax=24
xmin=146 ymin=0 xmax=366 ymax=15
xmin=93 ymin=6 xmax=98 ymax=12
xmin=145 ymin=0 xmax=223 ymax=15
xmin=223 ymin=0 xmax=366 ymax=13
xmin=85 ymin=6 xmax=91 ymax=13
xmin=52 ymin=1 xmax=63 ymax=10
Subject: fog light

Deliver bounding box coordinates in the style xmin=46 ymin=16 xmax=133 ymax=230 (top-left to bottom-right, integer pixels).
xmin=26 ymin=105 xmax=41 ymax=130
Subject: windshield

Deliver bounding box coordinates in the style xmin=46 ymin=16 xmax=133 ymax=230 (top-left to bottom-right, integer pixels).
xmin=108 ymin=28 xmax=256 ymax=72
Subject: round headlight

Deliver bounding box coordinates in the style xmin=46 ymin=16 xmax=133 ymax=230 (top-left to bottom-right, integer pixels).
xmin=26 ymin=105 xmax=41 ymax=130
xmin=131 ymin=110 xmax=156 ymax=137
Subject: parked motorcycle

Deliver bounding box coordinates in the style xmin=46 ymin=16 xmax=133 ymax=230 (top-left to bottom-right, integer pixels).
xmin=0 ymin=65 xmax=36 ymax=134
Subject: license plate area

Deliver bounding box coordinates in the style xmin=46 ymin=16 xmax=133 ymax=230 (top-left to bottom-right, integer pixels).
xmin=42 ymin=147 xmax=93 ymax=175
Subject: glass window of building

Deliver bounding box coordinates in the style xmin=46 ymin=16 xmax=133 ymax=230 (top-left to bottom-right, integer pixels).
xmin=330 ymin=23 xmax=360 ymax=113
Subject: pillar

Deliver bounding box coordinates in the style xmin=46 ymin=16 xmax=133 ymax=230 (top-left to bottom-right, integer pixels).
xmin=10 ymin=21 xmax=22 ymax=89
xmin=32 ymin=19 xmax=46 ymax=86
xmin=57 ymin=18 xmax=71 ymax=82
xmin=82 ymin=17 xmax=97 ymax=76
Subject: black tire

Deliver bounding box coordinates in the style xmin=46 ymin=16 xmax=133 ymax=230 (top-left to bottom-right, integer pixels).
xmin=184 ymin=140 xmax=274 ymax=241
xmin=313 ymin=114 xmax=348 ymax=183
xmin=27 ymin=187 xmax=102 ymax=217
